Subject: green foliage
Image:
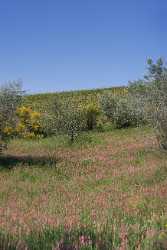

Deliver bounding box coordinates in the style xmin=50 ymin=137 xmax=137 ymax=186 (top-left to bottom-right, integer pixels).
xmin=21 ymin=87 xmax=127 ymax=140
xmin=100 ymin=93 xmax=145 ymax=129
xmin=134 ymin=58 xmax=167 ymax=150
xmin=149 ymin=74 xmax=167 ymax=150
xmin=84 ymin=103 xmax=100 ymax=130
xmin=100 ymin=93 xmax=118 ymax=120
xmin=111 ymin=96 xmax=134 ymax=128
xmin=49 ymin=99 xmax=86 ymax=142
xmin=0 ymin=81 xmax=23 ymax=152
xmin=127 ymin=58 xmax=167 ymax=150
xmin=62 ymin=108 xmax=86 ymax=143
xmin=39 ymin=113 xmax=58 ymax=137
xmin=145 ymin=57 xmax=167 ymax=81
xmin=23 ymin=87 xmax=126 ymax=115
xmin=128 ymin=79 xmax=148 ymax=97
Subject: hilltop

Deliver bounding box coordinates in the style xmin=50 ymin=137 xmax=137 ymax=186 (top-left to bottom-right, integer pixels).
xmin=23 ymin=86 xmax=126 ymax=112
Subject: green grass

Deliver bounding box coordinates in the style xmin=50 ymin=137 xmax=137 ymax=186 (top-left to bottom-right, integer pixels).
xmin=0 ymin=126 xmax=167 ymax=248
xmin=0 ymin=214 xmax=166 ymax=249
xmin=8 ymin=131 xmax=104 ymax=154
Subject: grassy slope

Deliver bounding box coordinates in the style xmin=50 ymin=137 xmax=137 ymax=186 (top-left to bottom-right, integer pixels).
xmin=23 ymin=86 xmax=126 ymax=112
xmin=0 ymin=126 xmax=167 ymax=235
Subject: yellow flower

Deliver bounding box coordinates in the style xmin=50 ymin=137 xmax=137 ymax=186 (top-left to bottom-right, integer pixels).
xmin=3 ymin=126 xmax=13 ymax=135
xmin=158 ymin=231 xmax=167 ymax=240
xmin=30 ymin=111 xmax=40 ymax=120
xmin=16 ymin=122 xmax=26 ymax=133
xmin=16 ymin=105 xmax=41 ymax=137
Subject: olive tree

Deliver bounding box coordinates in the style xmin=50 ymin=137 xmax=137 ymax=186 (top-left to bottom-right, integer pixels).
xmin=0 ymin=81 xmax=23 ymax=152
xmin=139 ymin=58 xmax=167 ymax=149
xmin=60 ymin=100 xmax=86 ymax=142
xmin=146 ymin=74 xmax=167 ymax=149
xmin=46 ymin=98 xmax=86 ymax=142
xmin=129 ymin=58 xmax=167 ymax=150
xmin=100 ymin=92 xmax=146 ymax=129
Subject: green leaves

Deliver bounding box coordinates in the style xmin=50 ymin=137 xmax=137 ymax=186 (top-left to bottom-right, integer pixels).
xmin=0 ymin=81 xmax=23 ymax=152
xmin=100 ymin=93 xmax=146 ymax=129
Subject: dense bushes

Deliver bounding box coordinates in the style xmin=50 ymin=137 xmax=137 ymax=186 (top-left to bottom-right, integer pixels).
xmin=129 ymin=58 xmax=167 ymax=150
xmin=39 ymin=113 xmax=57 ymax=137
xmin=84 ymin=103 xmax=100 ymax=130
xmin=0 ymin=81 xmax=23 ymax=152
xmin=56 ymin=101 xmax=86 ymax=142
xmin=100 ymin=57 xmax=167 ymax=152
xmin=146 ymin=59 xmax=167 ymax=149
xmin=16 ymin=106 xmax=42 ymax=138
xmin=23 ymin=87 xmax=127 ymax=115
xmin=1 ymin=95 xmax=102 ymax=144
xmin=100 ymin=93 xmax=118 ymax=120
xmin=146 ymin=74 xmax=167 ymax=149
xmin=100 ymin=93 xmax=146 ymax=129
xmin=41 ymin=99 xmax=101 ymax=142
xmin=3 ymin=106 xmax=43 ymax=139
xmin=2 ymin=58 xmax=167 ymax=149
xmin=0 ymin=81 xmax=146 ymax=145
xmin=0 ymin=82 xmax=44 ymax=143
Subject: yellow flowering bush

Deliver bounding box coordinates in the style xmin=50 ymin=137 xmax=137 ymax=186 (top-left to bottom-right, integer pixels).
xmin=83 ymin=103 xmax=100 ymax=130
xmin=16 ymin=106 xmax=42 ymax=138
xmin=16 ymin=122 xmax=26 ymax=134
xmin=3 ymin=126 xmax=14 ymax=136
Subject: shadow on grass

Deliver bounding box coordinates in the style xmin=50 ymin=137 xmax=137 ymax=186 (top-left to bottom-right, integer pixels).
xmin=0 ymin=154 xmax=59 ymax=169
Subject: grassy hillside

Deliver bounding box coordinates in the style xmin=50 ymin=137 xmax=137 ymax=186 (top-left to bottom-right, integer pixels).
xmin=1 ymin=86 xmax=167 ymax=249
xmin=23 ymin=86 xmax=127 ymax=112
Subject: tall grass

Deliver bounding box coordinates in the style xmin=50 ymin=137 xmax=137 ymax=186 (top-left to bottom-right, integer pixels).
xmin=0 ymin=213 xmax=166 ymax=250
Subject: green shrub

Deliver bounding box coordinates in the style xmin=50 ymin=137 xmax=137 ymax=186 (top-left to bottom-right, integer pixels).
xmin=131 ymin=58 xmax=167 ymax=150
xmin=100 ymin=93 xmax=118 ymax=120
xmin=39 ymin=113 xmax=58 ymax=137
xmin=147 ymin=74 xmax=167 ymax=150
xmin=100 ymin=93 xmax=145 ymax=129
xmin=50 ymin=99 xmax=86 ymax=143
xmin=84 ymin=103 xmax=100 ymax=130
xmin=0 ymin=81 xmax=23 ymax=152
xmin=62 ymin=109 xmax=86 ymax=143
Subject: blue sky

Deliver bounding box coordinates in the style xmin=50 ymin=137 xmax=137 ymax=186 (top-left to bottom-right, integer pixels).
xmin=0 ymin=0 xmax=166 ymax=93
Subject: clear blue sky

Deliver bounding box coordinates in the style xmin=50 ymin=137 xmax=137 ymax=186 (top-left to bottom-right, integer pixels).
xmin=0 ymin=0 xmax=166 ymax=93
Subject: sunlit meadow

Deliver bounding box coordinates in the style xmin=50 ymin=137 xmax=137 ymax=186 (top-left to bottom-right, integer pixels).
xmin=0 ymin=126 xmax=167 ymax=249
